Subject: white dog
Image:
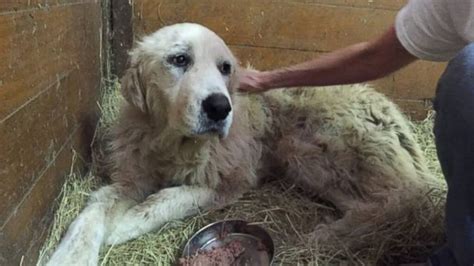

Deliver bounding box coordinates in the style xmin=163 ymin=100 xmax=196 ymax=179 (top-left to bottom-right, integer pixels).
xmin=46 ymin=23 xmax=435 ymax=265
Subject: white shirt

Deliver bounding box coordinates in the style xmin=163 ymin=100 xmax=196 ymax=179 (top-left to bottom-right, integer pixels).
xmin=395 ymin=0 xmax=473 ymax=61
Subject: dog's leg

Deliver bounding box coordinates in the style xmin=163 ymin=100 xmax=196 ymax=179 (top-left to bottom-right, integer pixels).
xmin=277 ymin=133 xmax=431 ymax=248
xmin=105 ymin=185 xmax=221 ymax=245
xmin=46 ymin=184 xmax=135 ymax=266
xmin=310 ymin=188 xmax=430 ymax=249
xmin=310 ymin=201 xmax=382 ymax=245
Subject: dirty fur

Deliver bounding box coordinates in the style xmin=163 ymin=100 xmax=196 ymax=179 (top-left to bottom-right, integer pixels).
xmin=45 ymin=23 xmax=439 ymax=265
xmin=262 ymin=86 xmax=437 ymax=247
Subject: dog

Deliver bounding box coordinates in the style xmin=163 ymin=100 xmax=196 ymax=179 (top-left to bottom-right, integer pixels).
xmin=46 ymin=23 xmax=435 ymax=265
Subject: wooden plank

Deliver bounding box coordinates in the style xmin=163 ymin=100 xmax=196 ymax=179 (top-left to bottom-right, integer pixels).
xmin=134 ymin=0 xmax=396 ymax=52
xmin=111 ymin=0 xmax=134 ymax=77
xmin=394 ymin=99 xmax=432 ymax=120
xmin=0 ymin=0 xmax=96 ymax=13
xmin=393 ymin=60 xmax=446 ymax=99
xmin=0 ymin=131 xmax=88 ymax=265
xmin=231 ymin=45 xmax=321 ymax=69
xmin=271 ymin=0 xmax=407 ymax=10
xmin=0 ymin=1 xmax=101 ymax=264
xmin=0 ymin=2 xmax=101 ymax=227
xmin=0 ymin=2 xmax=101 ymax=120
xmin=0 ymin=3 xmax=98 ymax=120
xmin=0 ymin=67 xmax=99 ymax=227
xmin=0 ymin=0 xmax=46 ymax=13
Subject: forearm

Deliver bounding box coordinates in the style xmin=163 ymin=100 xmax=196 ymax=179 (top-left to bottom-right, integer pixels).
xmin=262 ymin=42 xmax=378 ymax=88
xmin=258 ymin=26 xmax=416 ymax=89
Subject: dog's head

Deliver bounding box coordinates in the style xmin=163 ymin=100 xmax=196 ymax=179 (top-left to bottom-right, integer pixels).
xmin=121 ymin=23 xmax=238 ymax=139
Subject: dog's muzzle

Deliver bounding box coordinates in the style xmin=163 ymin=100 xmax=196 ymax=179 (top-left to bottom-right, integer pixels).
xmin=202 ymin=93 xmax=231 ymax=121
xmin=194 ymin=93 xmax=232 ymax=138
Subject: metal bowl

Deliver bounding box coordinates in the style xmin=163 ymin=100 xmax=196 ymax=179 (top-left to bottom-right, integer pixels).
xmin=182 ymin=220 xmax=274 ymax=265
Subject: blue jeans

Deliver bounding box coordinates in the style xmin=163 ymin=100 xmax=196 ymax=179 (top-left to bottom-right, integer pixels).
xmin=431 ymin=43 xmax=474 ymax=266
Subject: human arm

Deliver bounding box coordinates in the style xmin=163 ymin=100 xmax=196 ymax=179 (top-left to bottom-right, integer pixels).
xmin=239 ymin=25 xmax=417 ymax=92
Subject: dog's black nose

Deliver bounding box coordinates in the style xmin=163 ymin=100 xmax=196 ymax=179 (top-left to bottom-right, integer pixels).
xmin=202 ymin=93 xmax=231 ymax=121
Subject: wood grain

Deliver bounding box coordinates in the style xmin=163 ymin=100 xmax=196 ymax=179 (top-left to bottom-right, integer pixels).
xmin=0 ymin=3 xmax=97 ymax=120
xmin=394 ymin=99 xmax=432 ymax=120
xmin=0 ymin=2 xmax=101 ymax=264
xmin=133 ymin=0 xmax=397 ymax=51
xmin=270 ymin=0 xmax=407 ymax=10
xmin=0 ymin=131 xmax=88 ymax=265
xmin=0 ymin=0 xmax=96 ymax=13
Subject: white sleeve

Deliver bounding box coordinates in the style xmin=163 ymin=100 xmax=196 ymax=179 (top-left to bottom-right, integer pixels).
xmin=395 ymin=0 xmax=467 ymax=61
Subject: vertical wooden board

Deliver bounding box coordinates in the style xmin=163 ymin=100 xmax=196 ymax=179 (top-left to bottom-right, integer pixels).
xmin=0 ymin=2 xmax=101 ymax=228
xmin=0 ymin=0 xmax=101 ymax=264
xmin=111 ymin=0 xmax=134 ymax=77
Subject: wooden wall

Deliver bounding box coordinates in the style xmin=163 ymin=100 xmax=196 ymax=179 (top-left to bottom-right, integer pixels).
xmin=0 ymin=1 xmax=102 ymax=264
xmin=132 ymin=0 xmax=447 ymax=119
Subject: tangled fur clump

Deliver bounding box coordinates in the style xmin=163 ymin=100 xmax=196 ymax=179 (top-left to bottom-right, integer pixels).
xmin=38 ymin=81 xmax=447 ymax=265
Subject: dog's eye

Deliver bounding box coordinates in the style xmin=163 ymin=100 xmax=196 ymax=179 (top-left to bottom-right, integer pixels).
xmin=170 ymin=54 xmax=191 ymax=68
xmin=219 ymin=62 xmax=232 ymax=76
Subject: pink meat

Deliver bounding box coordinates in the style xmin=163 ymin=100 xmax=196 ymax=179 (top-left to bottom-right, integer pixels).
xmin=179 ymin=240 xmax=245 ymax=266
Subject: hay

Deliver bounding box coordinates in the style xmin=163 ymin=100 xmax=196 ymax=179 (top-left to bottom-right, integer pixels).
xmin=38 ymin=84 xmax=447 ymax=265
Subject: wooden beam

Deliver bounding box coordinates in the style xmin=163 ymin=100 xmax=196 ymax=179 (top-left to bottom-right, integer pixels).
xmin=111 ymin=0 xmax=133 ymax=77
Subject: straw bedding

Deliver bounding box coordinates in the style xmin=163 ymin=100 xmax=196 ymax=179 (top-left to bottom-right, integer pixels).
xmin=38 ymin=81 xmax=447 ymax=265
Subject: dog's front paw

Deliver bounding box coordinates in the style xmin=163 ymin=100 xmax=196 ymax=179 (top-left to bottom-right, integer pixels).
xmin=105 ymin=223 xmax=142 ymax=245
xmin=46 ymin=209 xmax=105 ymax=266
xmin=46 ymin=242 xmax=99 ymax=266
xmin=105 ymin=231 xmax=129 ymax=246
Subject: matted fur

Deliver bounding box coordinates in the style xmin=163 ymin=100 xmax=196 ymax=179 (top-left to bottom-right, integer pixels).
xmin=45 ymin=24 xmax=437 ymax=265
xmin=263 ymin=86 xmax=436 ymax=247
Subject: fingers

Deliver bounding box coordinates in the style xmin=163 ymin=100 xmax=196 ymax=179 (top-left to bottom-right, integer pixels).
xmin=237 ymin=69 xmax=267 ymax=93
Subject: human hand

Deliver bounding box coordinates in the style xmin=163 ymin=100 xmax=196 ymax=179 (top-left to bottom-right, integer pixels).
xmin=237 ymin=69 xmax=268 ymax=93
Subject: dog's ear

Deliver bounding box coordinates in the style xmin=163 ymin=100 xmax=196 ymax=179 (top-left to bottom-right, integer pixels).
xmin=121 ymin=67 xmax=147 ymax=113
